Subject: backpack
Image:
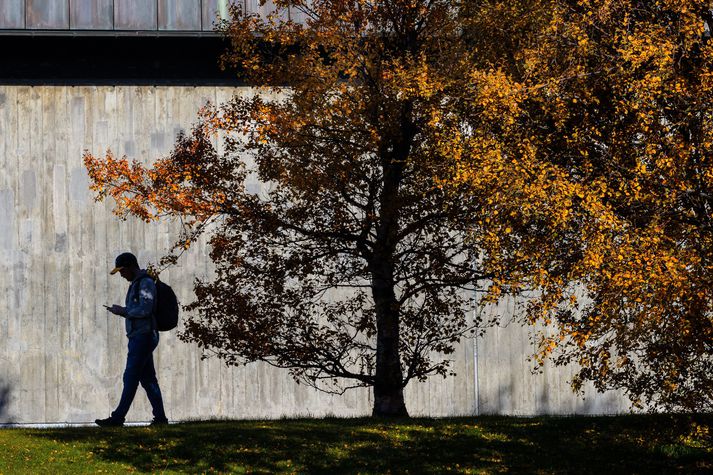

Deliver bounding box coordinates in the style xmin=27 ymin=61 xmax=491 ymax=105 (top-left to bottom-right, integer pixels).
xmin=141 ymin=275 xmax=180 ymax=331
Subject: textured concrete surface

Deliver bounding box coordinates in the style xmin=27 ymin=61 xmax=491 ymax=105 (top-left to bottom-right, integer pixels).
xmin=0 ymin=86 xmax=630 ymax=423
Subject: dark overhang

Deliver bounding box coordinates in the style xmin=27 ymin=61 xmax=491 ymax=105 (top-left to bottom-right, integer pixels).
xmin=0 ymin=34 xmax=243 ymax=86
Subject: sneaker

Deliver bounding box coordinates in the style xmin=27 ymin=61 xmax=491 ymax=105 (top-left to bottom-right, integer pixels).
xmin=150 ymin=417 xmax=169 ymax=426
xmin=95 ymin=417 xmax=124 ymax=427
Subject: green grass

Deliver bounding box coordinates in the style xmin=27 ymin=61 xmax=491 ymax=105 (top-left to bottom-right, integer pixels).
xmin=0 ymin=415 xmax=711 ymax=474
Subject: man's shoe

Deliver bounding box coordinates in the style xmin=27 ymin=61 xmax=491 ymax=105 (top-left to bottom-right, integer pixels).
xmin=95 ymin=417 xmax=124 ymax=427
xmin=150 ymin=418 xmax=169 ymax=426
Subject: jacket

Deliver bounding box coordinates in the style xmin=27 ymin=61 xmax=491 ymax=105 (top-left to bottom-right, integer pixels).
xmin=123 ymin=270 xmax=157 ymax=337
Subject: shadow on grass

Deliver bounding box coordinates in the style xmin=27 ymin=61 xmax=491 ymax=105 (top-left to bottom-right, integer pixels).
xmin=28 ymin=415 xmax=713 ymax=474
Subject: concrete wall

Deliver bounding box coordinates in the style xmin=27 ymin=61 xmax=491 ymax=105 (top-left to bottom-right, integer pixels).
xmin=0 ymin=86 xmax=631 ymax=424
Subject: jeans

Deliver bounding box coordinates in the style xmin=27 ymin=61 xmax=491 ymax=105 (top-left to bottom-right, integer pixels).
xmin=111 ymin=331 xmax=167 ymax=422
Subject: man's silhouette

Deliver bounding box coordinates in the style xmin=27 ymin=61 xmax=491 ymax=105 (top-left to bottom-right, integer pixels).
xmin=96 ymin=252 xmax=168 ymax=427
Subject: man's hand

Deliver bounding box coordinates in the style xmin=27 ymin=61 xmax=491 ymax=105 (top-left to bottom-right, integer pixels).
xmin=107 ymin=304 xmax=126 ymax=316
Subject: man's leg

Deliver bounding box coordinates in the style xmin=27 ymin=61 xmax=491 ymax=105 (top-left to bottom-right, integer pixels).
xmin=139 ymin=332 xmax=167 ymax=422
xmin=110 ymin=333 xmax=153 ymax=422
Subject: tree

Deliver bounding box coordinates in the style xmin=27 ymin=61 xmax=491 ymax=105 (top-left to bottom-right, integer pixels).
xmin=84 ymin=0 xmax=503 ymax=417
xmin=451 ymin=0 xmax=713 ymax=411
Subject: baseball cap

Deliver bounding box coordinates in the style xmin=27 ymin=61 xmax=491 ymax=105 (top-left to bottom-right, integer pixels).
xmin=110 ymin=252 xmax=139 ymax=275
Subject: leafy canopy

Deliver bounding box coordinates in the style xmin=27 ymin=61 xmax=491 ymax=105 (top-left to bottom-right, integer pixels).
xmin=451 ymin=0 xmax=713 ymax=411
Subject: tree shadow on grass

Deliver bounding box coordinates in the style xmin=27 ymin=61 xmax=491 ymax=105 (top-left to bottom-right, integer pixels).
xmin=27 ymin=415 xmax=713 ymax=474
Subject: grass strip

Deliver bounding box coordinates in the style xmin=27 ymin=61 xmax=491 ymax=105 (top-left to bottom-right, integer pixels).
xmin=0 ymin=415 xmax=710 ymax=474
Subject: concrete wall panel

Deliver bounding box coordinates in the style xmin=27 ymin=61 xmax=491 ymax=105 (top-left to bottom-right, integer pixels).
xmin=114 ymin=0 xmax=157 ymax=30
xmin=0 ymin=0 xmax=25 ymax=28
xmin=27 ymin=0 xmax=69 ymax=29
xmin=158 ymin=0 xmax=201 ymax=31
xmin=0 ymin=85 xmax=631 ymax=424
xmin=70 ymin=0 xmax=113 ymax=30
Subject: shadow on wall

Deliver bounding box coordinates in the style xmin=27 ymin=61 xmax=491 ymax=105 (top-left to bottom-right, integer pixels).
xmin=0 ymin=379 xmax=12 ymax=423
xmin=482 ymin=380 xmax=599 ymax=415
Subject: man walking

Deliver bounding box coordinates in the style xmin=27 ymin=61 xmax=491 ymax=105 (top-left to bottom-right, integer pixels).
xmin=96 ymin=252 xmax=168 ymax=427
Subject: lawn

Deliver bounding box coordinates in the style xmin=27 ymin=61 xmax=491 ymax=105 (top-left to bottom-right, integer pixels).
xmin=0 ymin=415 xmax=711 ymax=474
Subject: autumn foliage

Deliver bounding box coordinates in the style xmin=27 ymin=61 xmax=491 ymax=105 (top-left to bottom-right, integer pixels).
xmin=450 ymin=0 xmax=713 ymax=411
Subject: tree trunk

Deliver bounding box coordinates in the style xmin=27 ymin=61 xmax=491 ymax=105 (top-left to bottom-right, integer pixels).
xmin=370 ymin=169 xmax=408 ymax=417
xmin=371 ymin=267 xmax=409 ymax=417
xmin=369 ymin=99 xmax=413 ymax=417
